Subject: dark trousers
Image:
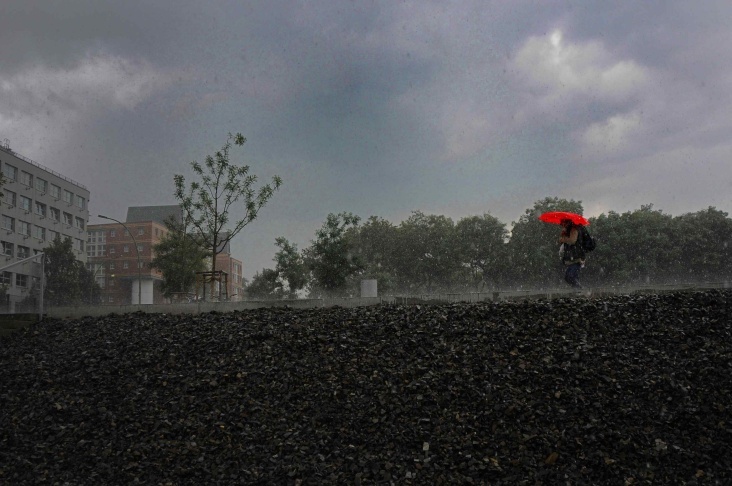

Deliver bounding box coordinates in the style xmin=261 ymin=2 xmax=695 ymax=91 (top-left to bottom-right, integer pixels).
xmin=564 ymin=262 xmax=582 ymax=288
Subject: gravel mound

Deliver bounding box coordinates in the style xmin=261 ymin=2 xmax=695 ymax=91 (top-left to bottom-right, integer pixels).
xmin=2 ymin=290 xmax=732 ymax=485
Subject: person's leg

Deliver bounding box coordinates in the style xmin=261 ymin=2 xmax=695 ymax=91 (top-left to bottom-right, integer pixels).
xmin=564 ymin=263 xmax=581 ymax=288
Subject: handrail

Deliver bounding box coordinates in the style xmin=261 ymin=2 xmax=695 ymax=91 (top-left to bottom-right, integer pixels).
xmin=0 ymin=145 xmax=88 ymax=191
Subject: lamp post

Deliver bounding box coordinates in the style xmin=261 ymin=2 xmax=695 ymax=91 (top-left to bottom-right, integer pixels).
xmin=98 ymin=214 xmax=142 ymax=306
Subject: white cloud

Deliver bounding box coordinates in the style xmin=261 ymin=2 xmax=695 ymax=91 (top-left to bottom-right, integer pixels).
xmin=578 ymin=111 xmax=643 ymax=156
xmin=573 ymin=142 xmax=732 ymax=217
xmin=4 ymin=54 xmax=170 ymax=111
xmin=511 ymin=29 xmax=650 ymax=116
xmin=0 ymin=54 xmax=173 ymax=153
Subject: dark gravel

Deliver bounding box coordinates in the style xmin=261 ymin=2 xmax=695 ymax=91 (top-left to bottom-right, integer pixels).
xmin=2 ymin=290 xmax=732 ymax=485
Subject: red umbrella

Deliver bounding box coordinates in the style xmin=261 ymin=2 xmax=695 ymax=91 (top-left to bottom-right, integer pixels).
xmin=538 ymin=211 xmax=590 ymax=226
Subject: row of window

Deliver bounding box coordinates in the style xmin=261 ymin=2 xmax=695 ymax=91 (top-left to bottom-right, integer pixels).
xmin=1 ymin=270 xmax=113 ymax=303
xmin=3 ymin=191 xmax=85 ymax=229
xmin=1 ymin=215 xmax=84 ymax=244
xmin=87 ymin=229 xmax=107 ymax=244
xmin=0 ymin=271 xmax=34 ymax=289
xmin=86 ymin=260 xmax=147 ymax=270
xmin=87 ymin=226 xmax=155 ymax=242
xmin=87 ymin=244 xmax=145 ymax=257
xmin=1 ymin=164 xmax=86 ymax=209
xmin=2 ymin=164 xmax=86 ymax=209
xmin=1 ymin=242 xmax=36 ymax=259
xmin=1 ymin=237 xmax=84 ymax=257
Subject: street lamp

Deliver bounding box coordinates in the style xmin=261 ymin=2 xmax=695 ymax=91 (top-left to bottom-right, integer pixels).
xmin=98 ymin=214 xmax=142 ymax=306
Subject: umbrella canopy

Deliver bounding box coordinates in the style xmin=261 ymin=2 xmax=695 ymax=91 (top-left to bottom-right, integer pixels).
xmin=538 ymin=211 xmax=590 ymax=226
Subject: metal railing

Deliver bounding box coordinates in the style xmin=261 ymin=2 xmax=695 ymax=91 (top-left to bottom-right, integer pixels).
xmin=0 ymin=145 xmax=88 ymax=191
xmin=40 ymin=281 xmax=732 ymax=319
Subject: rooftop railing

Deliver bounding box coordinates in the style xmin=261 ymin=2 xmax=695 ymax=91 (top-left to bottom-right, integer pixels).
xmin=0 ymin=145 xmax=89 ymax=191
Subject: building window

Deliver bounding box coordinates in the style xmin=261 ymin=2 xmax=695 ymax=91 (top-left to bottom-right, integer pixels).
xmin=137 ymin=228 xmax=144 ymax=236
xmin=74 ymin=217 xmax=85 ymax=230
xmin=123 ymin=261 xmax=129 ymax=269
xmin=110 ymin=229 xmax=116 ymax=237
xmin=124 ymin=229 xmax=129 ymax=237
xmin=17 ymin=246 xmax=30 ymax=259
xmin=98 ymin=244 xmax=106 ymax=256
xmin=109 ymin=296 xmax=114 ymax=303
xmin=88 ymin=229 xmax=105 ymax=243
xmin=1 ymin=241 xmax=14 ymax=256
xmin=50 ymin=184 xmax=61 ymax=199
xmin=1 ymin=215 xmax=14 ymax=232
xmin=0 ymin=271 xmax=11 ymax=286
xmin=15 ymin=274 xmax=28 ymax=288
xmin=110 ymin=247 xmax=116 ymax=254
xmin=110 ymin=262 xmax=115 ymax=270
xmin=3 ymin=190 xmax=16 ymax=207
xmin=35 ymin=177 xmax=48 ymax=193
xmin=34 ymin=201 xmax=47 ymax=217
xmin=63 ymin=212 xmax=72 ymax=226
xmin=138 ymin=262 xmax=145 ymax=269
xmin=33 ymin=226 xmax=45 ymax=241
xmin=50 ymin=207 xmax=60 ymax=221
xmin=75 ymin=239 xmax=84 ymax=252
xmin=137 ymin=244 xmax=143 ymax=252
xmin=48 ymin=230 xmax=58 ymax=241
xmin=75 ymin=195 xmax=85 ymax=209
xmin=19 ymin=196 xmax=31 ymax=212
xmin=2 ymin=164 xmax=17 ymax=181
xmin=123 ymin=245 xmax=129 ymax=253
xmin=18 ymin=221 xmax=30 ymax=236
xmin=63 ymin=190 xmax=73 ymax=205
xmin=20 ymin=171 xmax=32 ymax=187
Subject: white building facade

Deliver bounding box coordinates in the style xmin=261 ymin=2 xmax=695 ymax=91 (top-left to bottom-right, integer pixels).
xmin=0 ymin=143 xmax=90 ymax=310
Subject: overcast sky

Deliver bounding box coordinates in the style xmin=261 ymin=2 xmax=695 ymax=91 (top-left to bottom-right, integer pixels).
xmin=2 ymin=1 xmax=731 ymax=279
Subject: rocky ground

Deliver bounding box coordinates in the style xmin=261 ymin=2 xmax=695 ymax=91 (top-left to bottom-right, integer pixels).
xmin=1 ymin=290 xmax=731 ymax=485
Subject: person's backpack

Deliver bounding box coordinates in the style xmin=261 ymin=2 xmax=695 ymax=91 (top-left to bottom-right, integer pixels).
xmin=578 ymin=225 xmax=596 ymax=252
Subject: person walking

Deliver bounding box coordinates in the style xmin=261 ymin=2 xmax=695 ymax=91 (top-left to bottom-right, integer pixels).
xmin=559 ymin=218 xmax=585 ymax=288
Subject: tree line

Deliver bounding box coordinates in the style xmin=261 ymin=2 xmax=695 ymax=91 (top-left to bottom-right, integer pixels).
xmin=246 ymin=197 xmax=732 ymax=298
xmin=8 ymin=132 xmax=730 ymax=305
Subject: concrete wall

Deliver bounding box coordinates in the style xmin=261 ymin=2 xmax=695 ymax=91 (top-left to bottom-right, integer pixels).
xmin=131 ymin=279 xmax=155 ymax=305
xmin=47 ymin=297 xmax=384 ymax=319
xmin=44 ymin=282 xmax=731 ymax=320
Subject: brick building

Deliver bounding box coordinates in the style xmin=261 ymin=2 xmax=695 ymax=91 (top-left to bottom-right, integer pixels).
xmin=87 ymin=205 xmax=245 ymax=305
xmin=215 ymin=246 xmax=245 ymax=301
xmin=86 ymin=208 xmax=176 ymax=305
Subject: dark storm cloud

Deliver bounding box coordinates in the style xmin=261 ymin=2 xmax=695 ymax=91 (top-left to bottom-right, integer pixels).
xmin=2 ymin=1 xmax=731 ymax=277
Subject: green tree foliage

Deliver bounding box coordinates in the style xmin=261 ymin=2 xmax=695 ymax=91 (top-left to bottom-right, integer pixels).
xmin=44 ymin=236 xmax=99 ymax=306
xmin=348 ymin=216 xmax=400 ymax=294
xmin=392 ymin=211 xmax=463 ymax=292
xmin=266 ymin=199 xmax=732 ymax=296
xmin=583 ymin=206 xmax=673 ymax=285
xmin=304 ymin=212 xmax=364 ymax=296
xmin=151 ymin=216 xmax=209 ymax=297
xmin=274 ymin=237 xmax=308 ymax=298
xmin=455 ymin=213 xmax=510 ymax=290
xmin=246 ymin=268 xmax=283 ymax=299
xmin=506 ymin=197 xmax=584 ymax=288
xmin=673 ymin=207 xmax=732 ymax=281
xmin=78 ymin=262 xmax=101 ymax=305
xmin=585 ymin=205 xmax=732 ymax=286
xmin=174 ymin=132 xmax=282 ymax=278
